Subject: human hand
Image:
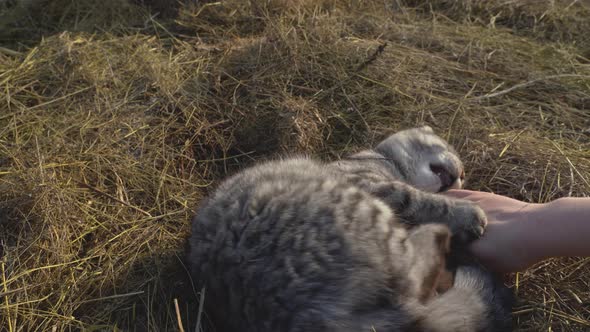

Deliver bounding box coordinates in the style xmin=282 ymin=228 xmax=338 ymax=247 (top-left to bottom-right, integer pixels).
xmin=443 ymin=190 xmax=542 ymax=273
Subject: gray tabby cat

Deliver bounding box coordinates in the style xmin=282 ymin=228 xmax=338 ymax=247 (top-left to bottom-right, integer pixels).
xmin=188 ymin=126 xmax=512 ymax=332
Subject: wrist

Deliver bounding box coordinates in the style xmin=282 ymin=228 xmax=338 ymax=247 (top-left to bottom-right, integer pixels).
xmin=523 ymin=202 xmax=553 ymax=263
xmin=525 ymin=198 xmax=583 ymax=261
xmin=498 ymin=202 xmax=548 ymax=268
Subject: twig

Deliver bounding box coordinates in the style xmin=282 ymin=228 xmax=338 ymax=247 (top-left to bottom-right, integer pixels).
xmin=355 ymin=42 xmax=388 ymax=72
xmin=195 ymin=287 xmax=206 ymax=332
xmin=79 ymin=291 xmax=144 ymax=304
xmin=341 ymin=87 xmax=370 ymax=130
xmin=0 ymin=286 xmax=26 ymax=298
xmin=174 ymin=298 xmax=185 ymax=332
xmin=469 ymin=74 xmax=590 ymax=100
xmin=564 ymin=0 xmax=580 ymax=11
xmin=77 ymin=181 xmax=153 ymax=217
xmin=4 ymin=256 xmax=96 ymax=287
xmin=312 ymin=43 xmax=388 ymax=101
xmin=549 ymin=140 xmax=590 ymax=188
xmin=2 ymin=262 xmax=13 ymax=332
xmin=0 ymin=46 xmax=22 ymax=56
xmin=27 ymin=87 xmax=92 ymax=110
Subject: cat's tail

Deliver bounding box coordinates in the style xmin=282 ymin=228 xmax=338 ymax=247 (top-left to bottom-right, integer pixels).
xmin=417 ymin=265 xmax=513 ymax=332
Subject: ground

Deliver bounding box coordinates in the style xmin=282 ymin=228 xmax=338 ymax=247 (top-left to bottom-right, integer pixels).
xmin=0 ymin=0 xmax=589 ymax=331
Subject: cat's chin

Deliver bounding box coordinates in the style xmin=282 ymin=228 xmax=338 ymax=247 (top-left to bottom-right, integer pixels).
xmin=447 ymin=178 xmax=463 ymax=191
xmin=412 ymin=177 xmax=463 ymax=193
xmin=411 ymin=180 xmax=442 ymax=193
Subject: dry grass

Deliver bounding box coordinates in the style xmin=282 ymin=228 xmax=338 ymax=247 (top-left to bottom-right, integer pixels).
xmin=0 ymin=0 xmax=589 ymax=331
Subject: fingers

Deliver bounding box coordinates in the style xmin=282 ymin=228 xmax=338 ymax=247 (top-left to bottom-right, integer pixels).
xmin=443 ymin=189 xmax=494 ymax=204
xmin=442 ymin=189 xmax=479 ymax=199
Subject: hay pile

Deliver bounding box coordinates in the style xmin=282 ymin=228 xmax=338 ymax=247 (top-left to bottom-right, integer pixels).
xmin=1 ymin=0 xmax=589 ymax=330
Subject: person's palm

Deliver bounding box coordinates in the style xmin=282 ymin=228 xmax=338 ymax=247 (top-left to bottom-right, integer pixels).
xmin=445 ymin=190 xmax=541 ymax=273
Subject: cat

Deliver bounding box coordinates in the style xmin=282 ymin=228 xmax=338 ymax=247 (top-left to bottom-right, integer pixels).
xmin=187 ymin=126 xmax=513 ymax=332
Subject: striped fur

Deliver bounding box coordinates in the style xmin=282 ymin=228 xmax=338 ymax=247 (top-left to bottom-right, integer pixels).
xmin=188 ymin=127 xmax=512 ymax=332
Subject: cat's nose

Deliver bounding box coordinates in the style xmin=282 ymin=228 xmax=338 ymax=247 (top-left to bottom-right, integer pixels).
xmin=448 ymin=169 xmax=465 ymax=190
xmin=430 ymin=164 xmax=458 ymax=191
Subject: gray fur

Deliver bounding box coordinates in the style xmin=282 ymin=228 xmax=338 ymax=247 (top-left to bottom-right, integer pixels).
xmin=188 ymin=126 xmax=512 ymax=332
xmin=331 ymin=126 xmax=484 ymax=242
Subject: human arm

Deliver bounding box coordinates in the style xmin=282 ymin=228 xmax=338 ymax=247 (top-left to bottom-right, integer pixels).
xmin=444 ymin=190 xmax=590 ymax=273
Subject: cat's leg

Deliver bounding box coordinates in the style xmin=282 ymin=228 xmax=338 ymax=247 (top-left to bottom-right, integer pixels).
xmin=404 ymin=223 xmax=453 ymax=302
xmin=293 ymin=266 xmax=512 ymax=332
xmin=350 ymin=175 xmax=487 ymax=242
xmin=416 ymin=265 xmax=514 ymax=332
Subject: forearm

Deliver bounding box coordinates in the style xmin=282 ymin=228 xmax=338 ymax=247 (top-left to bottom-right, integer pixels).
xmin=528 ymin=197 xmax=590 ymax=260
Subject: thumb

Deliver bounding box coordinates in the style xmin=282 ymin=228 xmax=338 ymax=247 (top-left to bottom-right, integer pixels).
xmin=441 ymin=189 xmax=478 ymax=199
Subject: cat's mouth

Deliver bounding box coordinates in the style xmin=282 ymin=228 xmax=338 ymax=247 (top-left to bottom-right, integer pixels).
xmin=430 ymin=164 xmax=463 ymax=191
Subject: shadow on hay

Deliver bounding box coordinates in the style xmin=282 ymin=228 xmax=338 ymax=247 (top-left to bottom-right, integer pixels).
xmin=75 ymin=249 xmax=213 ymax=332
xmin=0 ymin=0 xmax=185 ymax=50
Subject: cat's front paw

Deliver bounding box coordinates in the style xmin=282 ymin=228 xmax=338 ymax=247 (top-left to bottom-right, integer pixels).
xmin=449 ymin=200 xmax=487 ymax=243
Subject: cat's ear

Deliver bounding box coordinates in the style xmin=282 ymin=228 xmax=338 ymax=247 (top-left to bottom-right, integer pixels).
xmin=418 ymin=125 xmax=434 ymax=133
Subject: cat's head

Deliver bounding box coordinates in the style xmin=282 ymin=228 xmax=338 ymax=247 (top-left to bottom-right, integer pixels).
xmin=375 ymin=126 xmax=464 ymax=192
